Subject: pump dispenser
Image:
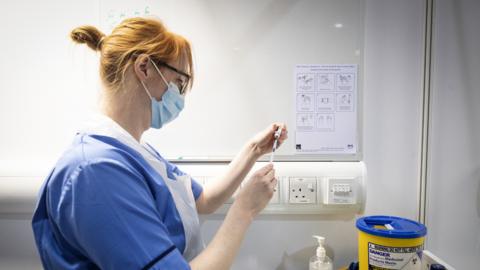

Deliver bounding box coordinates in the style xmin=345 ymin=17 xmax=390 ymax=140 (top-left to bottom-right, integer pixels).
xmin=309 ymin=235 xmax=333 ymax=270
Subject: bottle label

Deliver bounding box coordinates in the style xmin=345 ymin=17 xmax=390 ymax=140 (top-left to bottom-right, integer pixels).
xmin=367 ymin=242 xmax=423 ymax=269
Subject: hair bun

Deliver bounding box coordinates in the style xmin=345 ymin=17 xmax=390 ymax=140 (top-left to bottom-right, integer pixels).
xmin=70 ymin=26 xmax=106 ymax=51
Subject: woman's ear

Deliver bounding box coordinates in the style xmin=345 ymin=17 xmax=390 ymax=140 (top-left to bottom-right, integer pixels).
xmin=133 ymin=54 xmax=150 ymax=81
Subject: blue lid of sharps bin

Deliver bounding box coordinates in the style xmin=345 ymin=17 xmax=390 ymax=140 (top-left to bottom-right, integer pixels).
xmin=356 ymin=215 xmax=427 ymax=239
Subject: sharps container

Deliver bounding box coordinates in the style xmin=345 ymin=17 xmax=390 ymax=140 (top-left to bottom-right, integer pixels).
xmin=356 ymin=216 xmax=427 ymax=270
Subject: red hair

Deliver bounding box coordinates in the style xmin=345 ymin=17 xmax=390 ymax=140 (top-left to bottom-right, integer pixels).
xmin=70 ymin=17 xmax=193 ymax=92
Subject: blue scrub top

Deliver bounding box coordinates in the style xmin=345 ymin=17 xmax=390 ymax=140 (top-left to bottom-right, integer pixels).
xmin=32 ymin=133 xmax=203 ymax=270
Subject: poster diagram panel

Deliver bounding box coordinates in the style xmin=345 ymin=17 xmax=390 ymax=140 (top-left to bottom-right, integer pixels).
xmin=294 ymin=64 xmax=357 ymax=154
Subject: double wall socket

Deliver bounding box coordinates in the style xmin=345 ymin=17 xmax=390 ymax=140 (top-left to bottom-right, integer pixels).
xmin=289 ymin=177 xmax=316 ymax=204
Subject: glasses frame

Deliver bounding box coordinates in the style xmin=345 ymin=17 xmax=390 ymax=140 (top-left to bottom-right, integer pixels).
xmin=155 ymin=60 xmax=191 ymax=94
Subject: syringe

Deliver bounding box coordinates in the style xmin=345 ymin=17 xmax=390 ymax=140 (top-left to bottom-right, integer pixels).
xmin=269 ymin=127 xmax=282 ymax=163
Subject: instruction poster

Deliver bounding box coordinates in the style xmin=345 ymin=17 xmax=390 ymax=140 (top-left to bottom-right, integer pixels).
xmin=294 ymin=64 xmax=357 ymax=154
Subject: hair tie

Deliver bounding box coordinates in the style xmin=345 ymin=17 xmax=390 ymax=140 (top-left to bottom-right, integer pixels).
xmin=97 ymin=36 xmax=105 ymax=50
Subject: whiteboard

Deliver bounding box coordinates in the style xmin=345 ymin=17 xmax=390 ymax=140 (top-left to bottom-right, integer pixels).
xmin=0 ymin=0 xmax=101 ymax=174
xmin=0 ymin=0 xmax=364 ymax=173
xmin=100 ymin=0 xmax=365 ymax=161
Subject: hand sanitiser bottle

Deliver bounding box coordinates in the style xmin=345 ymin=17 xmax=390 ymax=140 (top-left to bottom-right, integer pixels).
xmin=309 ymin=236 xmax=333 ymax=270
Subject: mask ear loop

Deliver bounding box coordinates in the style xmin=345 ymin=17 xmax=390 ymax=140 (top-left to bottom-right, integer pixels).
xmin=149 ymin=57 xmax=169 ymax=87
xmin=139 ymin=56 xmax=164 ymax=101
xmin=140 ymin=80 xmax=154 ymax=100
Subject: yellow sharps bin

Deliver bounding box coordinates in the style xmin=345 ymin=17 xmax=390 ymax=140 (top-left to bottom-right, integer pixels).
xmin=356 ymin=216 xmax=427 ymax=270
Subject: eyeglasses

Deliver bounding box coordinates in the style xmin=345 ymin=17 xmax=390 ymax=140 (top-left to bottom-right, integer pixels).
xmin=155 ymin=61 xmax=191 ymax=95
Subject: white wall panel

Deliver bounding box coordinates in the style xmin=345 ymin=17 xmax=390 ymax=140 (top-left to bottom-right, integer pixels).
xmin=426 ymin=0 xmax=480 ymax=268
xmin=362 ymin=0 xmax=425 ymax=219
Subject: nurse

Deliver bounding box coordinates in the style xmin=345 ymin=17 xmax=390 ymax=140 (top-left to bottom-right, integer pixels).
xmin=32 ymin=17 xmax=288 ymax=270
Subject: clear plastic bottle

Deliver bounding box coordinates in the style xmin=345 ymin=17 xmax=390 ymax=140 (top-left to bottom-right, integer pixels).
xmin=309 ymin=236 xmax=333 ymax=270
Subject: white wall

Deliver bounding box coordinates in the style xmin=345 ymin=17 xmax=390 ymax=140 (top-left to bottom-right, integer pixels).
xmin=426 ymin=0 xmax=480 ymax=268
xmin=362 ymin=0 xmax=425 ymax=220
xmin=0 ymin=0 xmax=100 ymax=172
xmin=0 ymin=0 xmax=427 ymax=269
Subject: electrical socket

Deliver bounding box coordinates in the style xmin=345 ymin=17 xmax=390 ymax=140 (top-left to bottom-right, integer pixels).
xmin=289 ymin=177 xmax=316 ymax=204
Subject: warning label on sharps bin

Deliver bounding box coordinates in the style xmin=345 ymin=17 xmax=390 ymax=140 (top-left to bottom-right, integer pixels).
xmin=368 ymin=243 xmax=423 ymax=270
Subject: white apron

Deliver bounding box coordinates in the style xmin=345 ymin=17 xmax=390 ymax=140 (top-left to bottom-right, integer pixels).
xmin=81 ymin=115 xmax=204 ymax=261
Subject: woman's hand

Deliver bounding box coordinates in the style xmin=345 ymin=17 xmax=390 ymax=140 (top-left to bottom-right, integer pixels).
xmin=249 ymin=123 xmax=288 ymax=158
xmin=234 ymin=164 xmax=277 ymax=218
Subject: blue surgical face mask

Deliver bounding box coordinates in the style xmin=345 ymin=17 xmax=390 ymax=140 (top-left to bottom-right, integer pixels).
xmin=140 ymin=59 xmax=185 ymax=129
